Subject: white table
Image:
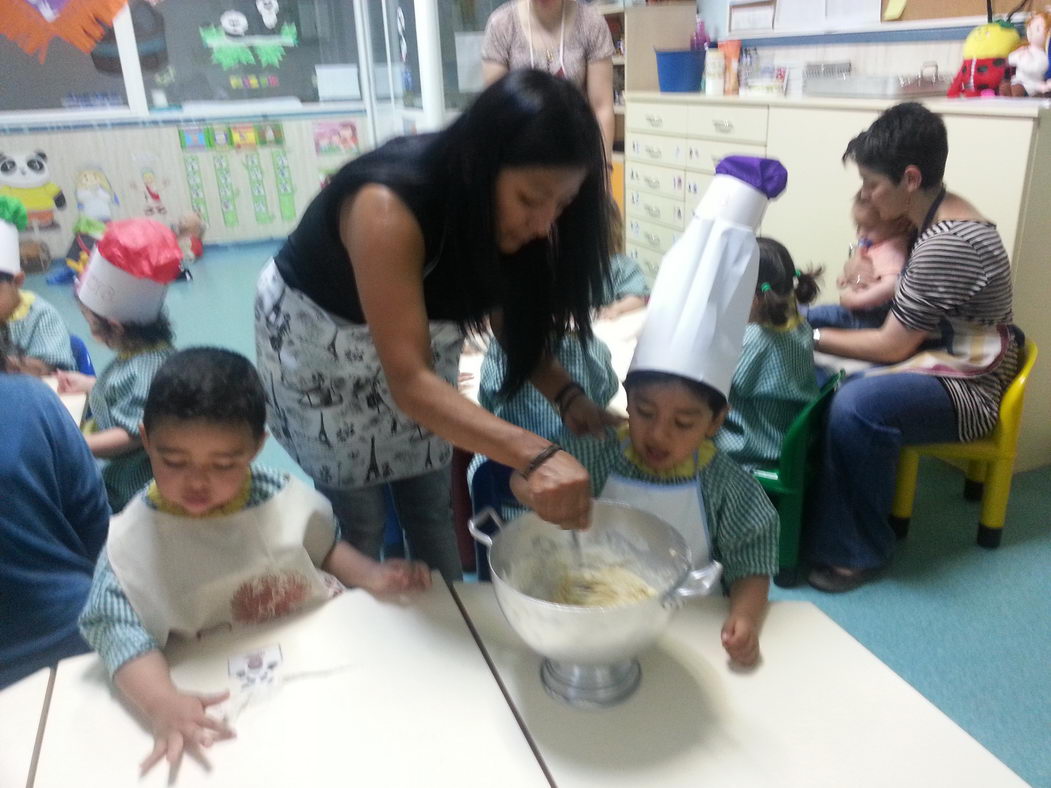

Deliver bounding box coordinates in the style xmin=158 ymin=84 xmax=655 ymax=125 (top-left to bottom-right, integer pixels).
xmin=41 ymin=376 xmax=86 ymax=425
xmin=34 ymin=583 xmax=549 ymax=787
xmin=0 ymin=667 xmax=52 ymax=787
xmin=453 ymin=583 xmax=1026 ymax=788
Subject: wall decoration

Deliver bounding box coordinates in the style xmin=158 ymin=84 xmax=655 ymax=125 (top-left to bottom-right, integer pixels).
xmin=131 ymin=155 xmax=171 ymax=217
xmin=2 ymin=0 xmax=128 ymax=61
xmin=312 ymin=121 xmax=359 ymax=156
xmin=231 ymin=124 xmax=259 ymax=149
xmin=243 ymin=151 xmax=272 ymax=224
xmin=74 ymin=165 xmax=118 ymax=224
xmin=272 ymin=150 xmax=295 ymax=221
xmin=212 ymin=154 xmax=239 ymax=228
xmin=199 ymin=6 xmax=298 ymax=71
xmin=182 ymin=154 xmax=209 ymax=225
xmin=179 ymin=126 xmax=211 ymax=151
xmin=0 ymin=150 xmax=66 ymax=230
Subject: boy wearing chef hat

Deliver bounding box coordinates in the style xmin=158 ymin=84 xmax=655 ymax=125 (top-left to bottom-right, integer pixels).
xmin=512 ymin=157 xmax=785 ymax=667
xmin=0 ymin=195 xmax=76 ymax=373
xmin=58 ymin=218 xmax=182 ymax=512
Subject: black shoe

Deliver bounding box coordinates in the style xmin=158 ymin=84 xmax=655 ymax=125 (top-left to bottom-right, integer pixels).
xmin=807 ymin=566 xmax=882 ymax=593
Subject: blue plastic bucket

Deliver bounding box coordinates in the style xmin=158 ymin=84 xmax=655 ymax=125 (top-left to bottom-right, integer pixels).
xmin=655 ymin=49 xmax=704 ymax=92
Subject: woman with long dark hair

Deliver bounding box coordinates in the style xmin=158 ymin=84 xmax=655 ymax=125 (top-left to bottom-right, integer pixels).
xmin=255 ymin=70 xmax=612 ymax=581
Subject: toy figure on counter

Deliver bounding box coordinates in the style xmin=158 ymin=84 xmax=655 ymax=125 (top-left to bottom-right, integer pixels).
xmin=946 ymin=2 xmax=1021 ymax=98
xmin=1006 ymin=12 xmax=1051 ymax=96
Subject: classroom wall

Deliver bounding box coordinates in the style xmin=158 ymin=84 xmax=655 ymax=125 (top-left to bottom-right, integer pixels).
xmin=0 ymin=113 xmax=368 ymax=254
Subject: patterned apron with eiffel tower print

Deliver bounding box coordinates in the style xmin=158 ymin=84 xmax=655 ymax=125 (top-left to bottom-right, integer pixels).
xmin=254 ymin=259 xmax=464 ymax=489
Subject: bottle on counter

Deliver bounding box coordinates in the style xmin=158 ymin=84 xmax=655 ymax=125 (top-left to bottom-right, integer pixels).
xmin=704 ymin=45 xmax=725 ymax=97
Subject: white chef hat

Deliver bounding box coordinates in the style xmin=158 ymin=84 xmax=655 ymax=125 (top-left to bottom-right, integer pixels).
xmin=629 ymin=156 xmax=788 ymax=398
xmin=0 ymin=196 xmax=27 ymax=277
xmin=77 ymin=218 xmax=183 ymax=324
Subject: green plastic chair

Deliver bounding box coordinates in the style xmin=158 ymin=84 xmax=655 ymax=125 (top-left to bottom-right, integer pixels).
xmin=752 ymin=371 xmax=845 ymax=587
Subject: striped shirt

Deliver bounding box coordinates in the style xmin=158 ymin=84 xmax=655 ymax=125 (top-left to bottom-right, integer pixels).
xmin=86 ymin=344 xmax=175 ymax=512
xmin=716 ymin=319 xmax=818 ymax=471
xmin=78 ymin=466 xmax=304 ymax=676
xmin=561 ymin=428 xmax=779 ymax=585
xmin=892 ymin=221 xmax=1017 ymax=441
xmin=7 ymin=291 xmax=75 ymax=371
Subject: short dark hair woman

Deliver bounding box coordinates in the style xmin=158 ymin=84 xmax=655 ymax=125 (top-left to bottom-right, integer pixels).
xmin=808 ymin=102 xmax=1019 ymax=592
xmin=255 ymin=70 xmax=613 ymax=581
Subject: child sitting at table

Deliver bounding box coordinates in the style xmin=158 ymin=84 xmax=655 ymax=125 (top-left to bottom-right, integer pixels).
xmin=807 ymin=194 xmax=911 ymax=330
xmin=0 ymin=322 xmax=110 ymax=689
xmin=468 ymin=199 xmax=647 ymax=514
xmin=79 ymin=347 xmax=431 ymax=775
xmin=715 ymin=237 xmax=821 ymax=471
xmin=57 ymin=218 xmax=182 ymax=513
xmin=0 ymin=195 xmax=76 ymax=374
xmin=512 ymin=158 xmax=783 ymax=666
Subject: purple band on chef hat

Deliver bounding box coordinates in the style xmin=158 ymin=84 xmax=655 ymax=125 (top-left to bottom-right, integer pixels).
xmin=714 ymin=156 xmax=788 ymax=199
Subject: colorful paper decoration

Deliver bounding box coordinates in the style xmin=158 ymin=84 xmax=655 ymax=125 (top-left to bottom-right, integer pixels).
xmin=1 ymin=0 xmax=129 ymax=62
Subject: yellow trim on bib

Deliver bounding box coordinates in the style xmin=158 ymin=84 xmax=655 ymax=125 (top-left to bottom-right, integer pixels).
xmin=618 ymin=423 xmax=716 ymax=478
xmin=9 ymin=291 xmax=36 ymax=322
xmin=146 ymin=471 xmax=253 ymax=518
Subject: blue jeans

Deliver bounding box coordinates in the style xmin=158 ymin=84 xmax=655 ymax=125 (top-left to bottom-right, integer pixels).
xmin=805 ymin=372 xmax=958 ymax=570
xmin=806 ymin=303 xmax=889 ymax=330
xmin=317 ymin=466 xmax=463 ymax=582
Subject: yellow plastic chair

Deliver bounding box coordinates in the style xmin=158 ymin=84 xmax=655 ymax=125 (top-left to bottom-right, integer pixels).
xmin=889 ymin=340 xmax=1038 ymax=548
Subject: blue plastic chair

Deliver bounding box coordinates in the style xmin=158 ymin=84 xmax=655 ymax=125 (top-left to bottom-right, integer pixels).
xmin=69 ymin=335 xmax=95 ymax=375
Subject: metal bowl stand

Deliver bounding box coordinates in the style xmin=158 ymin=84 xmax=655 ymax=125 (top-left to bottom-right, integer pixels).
xmin=540 ymin=658 xmax=642 ymax=708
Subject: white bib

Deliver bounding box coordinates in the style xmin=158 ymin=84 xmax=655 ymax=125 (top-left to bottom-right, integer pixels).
xmin=107 ymin=477 xmax=337 ymax=646
xmin=599 ymin=469 xmax=712 ymax=569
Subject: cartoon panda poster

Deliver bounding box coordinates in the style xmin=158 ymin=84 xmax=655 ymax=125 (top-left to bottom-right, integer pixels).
xmin=0 ymin=151 xmax=66 ymax=231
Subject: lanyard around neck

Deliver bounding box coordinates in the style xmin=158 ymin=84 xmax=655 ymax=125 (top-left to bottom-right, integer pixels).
xmin=920 ymin=185 xmax=948 ymax=233
xmin=526 ymin=0 xmax=565 ymax=74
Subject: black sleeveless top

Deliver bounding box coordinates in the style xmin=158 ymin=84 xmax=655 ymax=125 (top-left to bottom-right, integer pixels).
xmin=275 ymin=133 xmax=479 ymax=324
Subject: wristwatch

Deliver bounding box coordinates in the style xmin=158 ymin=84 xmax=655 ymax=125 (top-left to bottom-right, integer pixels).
xmin=813 ymin=328 xmax=822 ymax=345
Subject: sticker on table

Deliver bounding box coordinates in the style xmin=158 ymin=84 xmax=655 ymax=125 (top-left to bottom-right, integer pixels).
xmin=228 ymin=644 xmax=283 ymax=690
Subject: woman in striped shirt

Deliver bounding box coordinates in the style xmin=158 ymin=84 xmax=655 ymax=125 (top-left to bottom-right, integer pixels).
xmin=808 ymin=102 xmax=1018 ymax=593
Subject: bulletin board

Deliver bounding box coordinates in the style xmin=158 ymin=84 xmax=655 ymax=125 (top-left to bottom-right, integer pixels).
xmin=880 ymin=0 xmax=1022 ymax=23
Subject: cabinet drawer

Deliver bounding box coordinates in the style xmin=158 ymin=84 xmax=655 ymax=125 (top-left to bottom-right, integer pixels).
xmin=688 ymin=105 xmax=768 ymax=144
xmin=626 ymin=162 xmax=684 ymax=200
xmin=626 ymin=243 xmax=665 ymax=284
xmin=626 ymin=217 xmax=681 ymax=255
xmin=685 ymin=172 xmax=714 ymax=211
xmin=627 ymin=133 xmax=686 ymax=167
xmin=627 ymin=102 xmax=689 ymax=136
xmin=626 ymin=188 xmax=686 ymax=230
xmin=685 ymin=139 xmax=767 ymax=174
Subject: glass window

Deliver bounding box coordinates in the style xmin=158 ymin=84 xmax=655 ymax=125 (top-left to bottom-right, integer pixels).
xmin=438 ymin=0 xmax=502 ymax=111
xmin=141 ymin=0 xmax=360 ymax=108
xmin=0 ymin=32 xmax=127 ymax=111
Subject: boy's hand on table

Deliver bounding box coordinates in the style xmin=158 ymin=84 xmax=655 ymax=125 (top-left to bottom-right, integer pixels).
xmin=140 ymin=689 xmax=235 ymax=777
xmin=365 ymin=559 xmax=432 ymax=596
xmin=721 ymin=612 xmax=761 ymax=667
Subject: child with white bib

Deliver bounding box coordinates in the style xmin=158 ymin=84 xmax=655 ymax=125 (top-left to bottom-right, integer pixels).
xmin=512 ymin=158 xmax=783 ymax=666
xmin=79 ymin=348 xmax=430 ymax=775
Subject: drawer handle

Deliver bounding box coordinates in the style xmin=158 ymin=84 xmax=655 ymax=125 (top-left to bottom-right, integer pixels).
xmin=645 ymin=114 xmax=663 ymax=127
xmin=644 ymin=232 xmax=660 ymax=246
xmin=644 ymin=146 xmax=662 ymax=159
xmin=713 ymin=119 xmax=734 ymax=133
xmin=643 ymin=176 xmax=661 ymax=189
xmin=644 ymin=205 xmax=661 ymax=217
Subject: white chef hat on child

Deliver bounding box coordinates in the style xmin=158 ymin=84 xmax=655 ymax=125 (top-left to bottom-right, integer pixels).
xmin=77 ymin=218 xmax=183 ymax=323
xmin=0 ymin=196 xmax=27 ymax=276
xmin=629 ymin=156 xmax=789 ymax=398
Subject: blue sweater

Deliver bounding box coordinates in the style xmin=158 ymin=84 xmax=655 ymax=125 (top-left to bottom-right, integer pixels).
xmin=0 ymin=374 xmax=110 ymax=688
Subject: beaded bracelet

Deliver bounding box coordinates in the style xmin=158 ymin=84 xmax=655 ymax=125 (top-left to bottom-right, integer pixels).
xmin=521 ymin=443 xmax=563 ymax=480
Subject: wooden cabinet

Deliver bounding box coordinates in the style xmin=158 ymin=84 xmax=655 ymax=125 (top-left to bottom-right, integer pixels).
xmin=625 ymin=92 xmax=1051 ymax=470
